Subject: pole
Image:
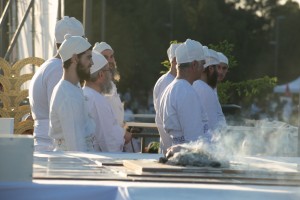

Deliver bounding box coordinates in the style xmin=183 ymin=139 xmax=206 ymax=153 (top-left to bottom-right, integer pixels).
xmin=101 ymin=0 xmax=106 ymax=41
xmin=83 ymin=0 xmax=92 ymax=40
xmin=274 ymin=16 xmax=285 ymax=78
xmin=4 ymin=0 xmax=34 ymax=60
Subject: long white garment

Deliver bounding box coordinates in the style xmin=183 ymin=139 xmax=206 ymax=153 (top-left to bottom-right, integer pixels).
xmin=83 ymin=86 xmax=125 ymax=152
xmin=153 ymin=72 xmax=175 ymax=154
xmin=159 ymin=79 xmax=209 ymax=148
xmin=105 ymin=82 xmax=124 ymax=127
xmin=49 ymin=80 xmax=95 ymax=151
xmin=29 ymin=58 xmax=62 ymax=151
xmin=193 ymin=80 xmax=226 ymax=131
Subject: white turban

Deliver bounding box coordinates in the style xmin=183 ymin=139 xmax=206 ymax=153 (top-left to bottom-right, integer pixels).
xmin=175 ymin=39 xmax=205 ymax=64
xmin=217 ymin=52 xmax=229 ymax=65
xmin=55 ymin=16 xmax=85 ymax=43
xmin=93 ymin=42 xmax=113 ymax=54
xmin=58 ymin=34 xmax=91 ymax=62
xmin=167 ymin=43 xmax=180 ymax=63
xmin=90 ymin=50 xmax=108 ymax=74
xmin=204 ymin=49 xmax=220 ymax=68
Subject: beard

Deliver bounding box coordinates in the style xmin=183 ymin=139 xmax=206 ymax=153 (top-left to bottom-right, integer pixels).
xmin=76 ymin=61 xmax=90 ymax=82
xmin=207 ymin=69 xmax=218 ymax=89
xmin=109 ymin=62 xmax=120 ymax=82
xmin=100 ymin=75 xmax=113 ymax=95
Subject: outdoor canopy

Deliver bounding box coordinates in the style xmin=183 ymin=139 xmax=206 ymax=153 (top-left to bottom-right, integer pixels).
xmin=273 ymin=77 xmax=300 ymax=94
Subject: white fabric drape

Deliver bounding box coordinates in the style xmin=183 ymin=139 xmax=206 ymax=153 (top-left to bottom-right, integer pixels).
xmin=17 ymin=0 xmax=61 ymax=89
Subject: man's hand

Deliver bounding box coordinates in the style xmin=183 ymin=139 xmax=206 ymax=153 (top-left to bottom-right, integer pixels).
xmin=124 ymin=131 xmax=132 ymax=144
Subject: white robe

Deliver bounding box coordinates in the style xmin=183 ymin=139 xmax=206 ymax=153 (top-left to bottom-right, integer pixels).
xmin=193 ymin=80 xmax=226 ymax=130
xmin=83 ymin=86 xmax=125 ymax=152
xmin=105 ymin=82 xmax=124 ymax=127
xmin=159 ymin=79 xmax=209 ymax=148
xmin=153 ymin=72 xmax=175 ymax=154
xmin=49 ymin=80 xmax=95 ymax=151
xmin=29 ymin=58 xmax=62 ymax=151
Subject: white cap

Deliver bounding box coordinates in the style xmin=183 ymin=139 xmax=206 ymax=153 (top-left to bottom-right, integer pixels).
xmin=58 ymin=34 xmax=91 ymax=62
xmin=93 ymin=42 xmax=113 ymax=54
xmin=90 ymin=50 xmax=108 ymax=74
xmin=167 ymin=43 xmax=180 ymax=62
xmin=217 ymin=52 xmax=229 ymax=65
xmin=204 ymin=49 xmax=220 ymax=68
xmin=175 ymin=39 xmax=205 ymax=64
xmin=55 ymin=16 xmax=85 ymax=43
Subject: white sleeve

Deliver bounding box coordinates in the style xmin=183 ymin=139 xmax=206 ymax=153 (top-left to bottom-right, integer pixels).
xmin=94 ymin=100 xmax=125 ymax=152
xmin=216 ymin=100 xmax=227 ymax=127
xmin=46 ymin=68 xmax=62 ymax=109
xmin=58 ymin=99 xmax=88 ymax=151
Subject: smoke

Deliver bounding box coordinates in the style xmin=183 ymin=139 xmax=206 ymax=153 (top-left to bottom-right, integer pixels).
xmin=167 ymin=119 xmax=298 ymax=167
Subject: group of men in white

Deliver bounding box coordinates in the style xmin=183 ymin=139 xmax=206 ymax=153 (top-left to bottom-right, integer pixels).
xmin=153 ymin=41 xmax=229 ymax=154
xmin=29 ymin=16 xmax=131 ymax=152
xmin=29 ymin=16 xmax=229 ymax=155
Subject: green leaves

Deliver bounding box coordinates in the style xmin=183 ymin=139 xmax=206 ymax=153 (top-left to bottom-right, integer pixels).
xmin=218 ymin=76 xmax=277 ymax=104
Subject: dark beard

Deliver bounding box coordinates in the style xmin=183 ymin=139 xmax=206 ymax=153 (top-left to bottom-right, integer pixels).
xmin=207 ymin=69 xmax=218 ymax=89
xmin=76 ymin=61 xmax=90 ymax=82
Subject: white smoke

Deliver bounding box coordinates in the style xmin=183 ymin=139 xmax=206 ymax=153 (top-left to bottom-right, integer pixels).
xmin=167 ymin=119 xmax=298 ymax=167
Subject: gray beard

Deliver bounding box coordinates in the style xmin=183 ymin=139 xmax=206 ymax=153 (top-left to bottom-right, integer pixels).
xmin=101 ymin=80 xmax=113 ymax=95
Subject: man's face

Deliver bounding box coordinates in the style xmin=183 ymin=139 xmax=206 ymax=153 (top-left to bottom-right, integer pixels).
xmin=101 ymin=49 xmax=115 ymax=68
xmin=217 ymin=63 xmax=228 ymax=82
xmin=100 ymin=65 xmax=113 ymax=94
xmin=207 ymin=65 xmax=218 ymax=88
xmin=76 ymin=50 xmax=93 ymax=81
xmin=101 ymin=49 xmax=120 ymax=82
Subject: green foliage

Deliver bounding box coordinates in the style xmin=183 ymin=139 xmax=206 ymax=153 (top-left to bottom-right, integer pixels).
xmin=218 ymin=76 xmax=277 ymax=105
xmin=64 ymin=0 xmax=300 ymax=99
xmin=208 ymin=40 xmax=238 ymax=69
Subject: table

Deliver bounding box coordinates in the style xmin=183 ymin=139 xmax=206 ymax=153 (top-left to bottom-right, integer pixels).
xmin=1 ymin=151 xmax=300 ymax=200
xmin=126 ymin=122 xmax=159 ymax=152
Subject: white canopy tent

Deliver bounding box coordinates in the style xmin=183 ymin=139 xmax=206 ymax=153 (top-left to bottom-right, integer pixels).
xmin=273 ymin=77 xmax=300 ymax=94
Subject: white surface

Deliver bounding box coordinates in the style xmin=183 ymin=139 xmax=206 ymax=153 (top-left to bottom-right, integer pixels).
xmin=0 ymin=135 xmax=33 ymax=181
xmin=0 ymin=118 xmax=14 ymax=134
xmin=0 ymin=180 xmax=299 ymax=200
xmin=2 ymin=152 xmax=300 ymax=199
xmin=273 ymin=77 xmax=300 ymax=93
xmin=126 ymin=122 xmax=157 ymax=128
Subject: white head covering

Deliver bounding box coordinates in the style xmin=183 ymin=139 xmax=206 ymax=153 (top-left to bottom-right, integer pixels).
xmin=167 ymin=43 xmax=180 ymax=63
xmin=55 ymin=16 xmax=85 ymax=43
xmin=93 ymin=42 xmax=113 ymax=54
xmin=175 ymin=39 xmax=205 ymax=64
xmin=204 ymin=49 xmax=220 ymax=68
xmin=90 ymin=50 xmax=108 ymax=74
xmin=217 ymin=52 xmax=229 ymax=65
xmin=58 ymin=34 xmax=91 ymax=62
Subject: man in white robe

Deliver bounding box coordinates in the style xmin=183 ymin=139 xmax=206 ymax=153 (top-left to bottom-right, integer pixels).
xmin=153 ymin=43 xmax=180 ymax=154
xmin=93 ymin=42 xmax=124 ymax=127
xmin=159 ymin=39 xmax=209 ymax=151
xmin=29 ymin=16 xmax=85 ymax=151
xmin=193 ymin=48 xmax=226 ymax=131
xmin=49 ymin=35 xmax=95 ymax=151
xmin=83 ymin=50 xmax=132 ymax=152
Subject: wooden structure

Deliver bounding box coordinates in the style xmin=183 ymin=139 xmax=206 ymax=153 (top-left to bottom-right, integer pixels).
xmin=0 ymin=57 xmax=44 ymax=134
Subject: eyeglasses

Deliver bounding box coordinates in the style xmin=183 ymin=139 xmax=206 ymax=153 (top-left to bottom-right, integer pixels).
xmin=101 ymin=69 xmax=111 ymax=73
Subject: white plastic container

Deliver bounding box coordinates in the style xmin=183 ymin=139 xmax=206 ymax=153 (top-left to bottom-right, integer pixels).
xmin=0 ymin=134 xmax=33 ymax=181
